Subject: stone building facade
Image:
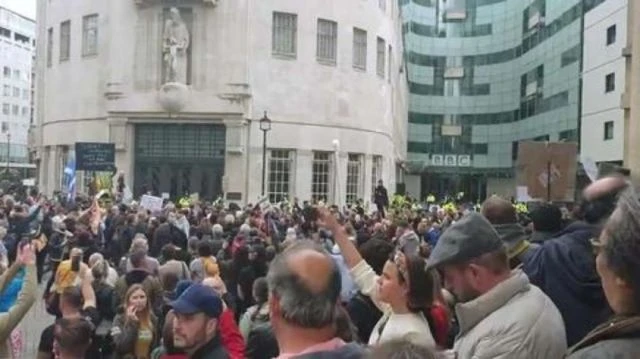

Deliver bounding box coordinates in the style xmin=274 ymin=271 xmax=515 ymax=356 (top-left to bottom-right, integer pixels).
xmin=33 ymin=0 xmax=408 ymax=205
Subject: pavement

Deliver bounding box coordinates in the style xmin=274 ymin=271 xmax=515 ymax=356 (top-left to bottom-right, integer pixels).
xmin=19 ymin=276 xmax=56 ymax=358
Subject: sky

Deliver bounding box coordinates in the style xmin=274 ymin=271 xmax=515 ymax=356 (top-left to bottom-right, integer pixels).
xmin=0 ymin=0 xmax=36 ymax=20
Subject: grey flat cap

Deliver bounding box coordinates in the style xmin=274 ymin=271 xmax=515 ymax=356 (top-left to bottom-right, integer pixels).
xmin=427 ymin=212 xmax=504 ymax=269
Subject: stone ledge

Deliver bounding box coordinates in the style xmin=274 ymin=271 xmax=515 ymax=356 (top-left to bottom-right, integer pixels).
xmin=134 ymin=0 xmax=219 ymax=7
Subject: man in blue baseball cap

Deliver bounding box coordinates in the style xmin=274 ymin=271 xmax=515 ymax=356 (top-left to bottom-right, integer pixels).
xmin=171 ymin=283 xmax=228 ymax=359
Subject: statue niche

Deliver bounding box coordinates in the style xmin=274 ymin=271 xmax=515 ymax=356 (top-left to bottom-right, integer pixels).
xmin=162 ymin=7 xmax=192 ymax=85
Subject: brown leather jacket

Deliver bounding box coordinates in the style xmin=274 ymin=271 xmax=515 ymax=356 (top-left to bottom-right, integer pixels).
xmin=567 ymin=316 xmax=640 ymax=359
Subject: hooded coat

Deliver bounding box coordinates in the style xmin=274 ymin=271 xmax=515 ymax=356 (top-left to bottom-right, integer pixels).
xmin=522 ymin=221 xmax=611 ymax=347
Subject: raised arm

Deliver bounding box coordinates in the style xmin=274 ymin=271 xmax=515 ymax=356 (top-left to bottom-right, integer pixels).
xmin=317 ymin=208 xmax=362 ymax=270
xmin=0 ymin=245 xmax=37 ymax=334
xmin=0 ymin=260 xmax=21 ymax=294
xmin=317 ymin=208 xmax=390 ymax=313
xmin=79 ymin=263 xmax=96 ymax=309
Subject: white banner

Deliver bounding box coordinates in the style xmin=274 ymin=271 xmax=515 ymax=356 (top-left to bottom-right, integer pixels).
xmin=140 ymin=195 xmax=164 ymax=212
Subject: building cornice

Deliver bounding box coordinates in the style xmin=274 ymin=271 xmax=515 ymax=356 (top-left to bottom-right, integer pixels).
xmin=134 ymin=0 xmax=219 ymax=7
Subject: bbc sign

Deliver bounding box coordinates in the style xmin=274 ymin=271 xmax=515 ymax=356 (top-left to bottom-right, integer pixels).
xmin=431 ymin=154 xmax=471 ymax=167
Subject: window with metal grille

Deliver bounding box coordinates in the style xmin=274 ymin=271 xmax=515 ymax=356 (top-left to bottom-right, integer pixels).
xmin=317 ymin=19 xmax=337 ymax=64
xmin=346 ymin=154 xmax=363 ymax=205
xmin=268 ymin=149 xmax=292 ymax=203
xmin=371 ymin=155 xmax=382 ymax=201
xmin=47 ymin=28 xmax=53 ymax=67
xmin=376 ymin=37 xmax=386 ymax=77
xmin=60 ymin=20 xmax=71 ymax=61
xmin=604 ymin=121 xmax=614 ymax=140
xmin=135 ymin=124 xmax=226 ymax=160
xmin=353 ymin=28 xmax=367 ymax=70
xmin=605 ymin=73 xmax=615 ymax=93
xmin=0 ymin=26 xmax=10 ymax=39
xmin=272 ymin=12 xmax=297 ymax=57
xmin=606 ymin=24 xmax=616 ymax=46
xmin=82 ymin=14 xmax=99 ymax=56
xmin=312 ymin=151 xmax=332 ymax=203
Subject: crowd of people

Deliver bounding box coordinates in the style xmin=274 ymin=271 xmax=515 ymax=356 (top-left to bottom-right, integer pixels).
xmin=0 ymin=176 xmax=635 ymax=358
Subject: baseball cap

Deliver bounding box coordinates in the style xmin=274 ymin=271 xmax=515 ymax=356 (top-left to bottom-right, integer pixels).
xmin=426 ymin=212 xmax=504 ymax=269
xmin=170 ymin=283 xmax=223 ymax=318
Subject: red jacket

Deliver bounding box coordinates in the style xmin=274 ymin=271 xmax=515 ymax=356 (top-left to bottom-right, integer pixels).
xmin=219 ymin=308 xmax=246 ymax=359
xmin=430 ymin=303 xmax=451 ymax=348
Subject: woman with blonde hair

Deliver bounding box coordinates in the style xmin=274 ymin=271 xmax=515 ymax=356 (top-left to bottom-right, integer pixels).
xmin=111 ymin=284 xmax=158 ymax=359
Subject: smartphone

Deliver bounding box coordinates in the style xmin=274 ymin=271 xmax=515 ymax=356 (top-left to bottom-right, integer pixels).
xmin=71 ymin=255 xmax=81 ymax=272
xmin=18 ymin=238 xmax=31 ymax=251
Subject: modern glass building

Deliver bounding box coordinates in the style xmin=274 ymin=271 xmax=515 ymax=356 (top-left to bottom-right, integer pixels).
xmin=401 ymin=0 xmax=606 ymax=201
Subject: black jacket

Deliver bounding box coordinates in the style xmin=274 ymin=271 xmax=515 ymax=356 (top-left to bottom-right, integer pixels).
xmin=190 ymin=335 xmax=229 ymax=359
xmin=373 ymin=186 xmax=388 ymax=207
xmin=152 ymin=223 xmax=187 ymax=257
xmin=246 ymin=323 xmax=279 ymax=359
xmin=523 ymin=221 xmax=611 ymax=346
xmin=346 ymin=292 xmax=382 ymax=344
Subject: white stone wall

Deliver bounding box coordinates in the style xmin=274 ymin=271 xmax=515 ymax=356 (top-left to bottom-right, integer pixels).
xmin=34 ymin=0 xmax=408 ymax=203
xmin=581 ymin=0 xmax=628 ymax=163
xmin=0 ymin=6 xmax=35 ymax=164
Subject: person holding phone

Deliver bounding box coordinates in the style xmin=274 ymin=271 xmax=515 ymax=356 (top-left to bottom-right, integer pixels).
xmin=53 ymin=248 xmax=87 ymax=296
xmin=37 ymin=258 xmax=101 ymax=359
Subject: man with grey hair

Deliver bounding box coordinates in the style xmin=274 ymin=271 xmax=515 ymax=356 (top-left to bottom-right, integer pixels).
xmin=118 ymin=234 xmax=160 ymax=275
xmin=267 ymin=241 xmax=364 ymax=358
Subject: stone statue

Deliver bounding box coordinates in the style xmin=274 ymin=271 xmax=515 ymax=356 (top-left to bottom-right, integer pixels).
xmin=163 ymin=7 xmax=190 ymax=84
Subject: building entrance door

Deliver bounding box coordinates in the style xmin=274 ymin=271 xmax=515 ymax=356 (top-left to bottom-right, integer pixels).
xmin=134 ymin=123 xmax=226 ymax=200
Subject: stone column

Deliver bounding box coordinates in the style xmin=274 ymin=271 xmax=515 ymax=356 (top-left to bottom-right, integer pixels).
xmin=624 ymin=0 xmax=640 ymax=183
xmin=363 ymin=155 xmax=374 ymax=205
xmin=294 ymin=150 xmax=313 ymax=201
xmin=223 ymin=118 xmax=247 ymax=204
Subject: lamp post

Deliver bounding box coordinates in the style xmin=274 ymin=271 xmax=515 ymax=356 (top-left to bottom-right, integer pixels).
xmin=5 ymin=132 xmax=10 ymax=173
xmin=259 ymin=111 xmax=272 ymax=197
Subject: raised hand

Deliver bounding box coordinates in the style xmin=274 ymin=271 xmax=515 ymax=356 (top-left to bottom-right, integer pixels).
xmin=125 ymin=305 xmax=138 ymax=323
xmin=316 ymin=207 xmax=341 ymax=232
xmin=17 ymin=244 xmax=35 ymax=266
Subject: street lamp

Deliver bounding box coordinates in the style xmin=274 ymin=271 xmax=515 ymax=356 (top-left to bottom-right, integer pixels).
xmin=5 ymin=132 xmax=10 ymax=173
xmin=259 ymin=111 xmax=272 ymax=197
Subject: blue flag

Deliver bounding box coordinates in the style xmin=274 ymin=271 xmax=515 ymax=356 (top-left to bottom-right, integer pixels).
xmin=63 ymin=153 xmax=76 ymax=202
